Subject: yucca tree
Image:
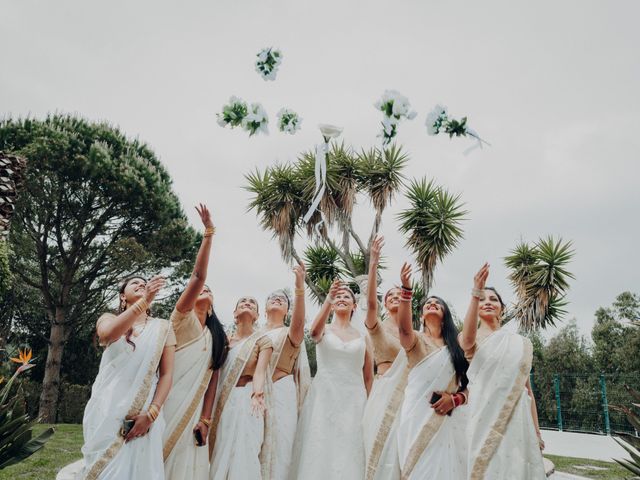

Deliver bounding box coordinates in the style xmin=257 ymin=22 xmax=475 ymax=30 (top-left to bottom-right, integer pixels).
xmin=504 ymin=236 xmax=574 ymax=331
xmin=397 ymin=178 xmax=466 ymax=294
xmin=246 ymin=141 xmax=407 ymax=303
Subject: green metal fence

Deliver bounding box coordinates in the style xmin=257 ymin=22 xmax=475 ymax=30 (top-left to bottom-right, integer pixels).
xmin=530 ymin=372 xmax=639 ymax=435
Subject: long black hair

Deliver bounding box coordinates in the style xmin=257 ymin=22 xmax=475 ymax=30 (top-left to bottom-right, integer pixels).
xmin=423 ymin=296 xmax=469 ymax=391
xmin=205 ymin=308 xmax=229 ymax=370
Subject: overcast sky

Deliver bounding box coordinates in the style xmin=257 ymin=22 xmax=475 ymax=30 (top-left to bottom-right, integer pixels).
xmin=1 ymin=0 xmax=638 ymax=338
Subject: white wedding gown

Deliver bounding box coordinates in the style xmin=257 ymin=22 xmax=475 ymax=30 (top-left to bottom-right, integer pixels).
xmin=289 ymin=329 xmax=367 ymax=480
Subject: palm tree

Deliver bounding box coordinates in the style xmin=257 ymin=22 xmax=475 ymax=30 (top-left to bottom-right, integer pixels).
xmin=397 ymin=178 xmax=466 ymax=294
xmin=246 ymin=141 xmax=408 ymax=303
xmin=504 ymin=236 xmax=574 ymax=331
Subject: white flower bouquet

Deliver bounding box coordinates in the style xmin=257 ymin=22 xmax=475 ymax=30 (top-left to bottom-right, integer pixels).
xmin=242 ymin=103 xmax=269 ymax=136
xmin=255 ymin=47 xmax=283 ymax=81
xmin=277 ymin=108 xmax=302 ymax=134
xmin=425 ymin=104 xmax=489 ymax=149
xmin=375 ymin=90 xmax=417 ymax=145
xmin=216 ymin=96 xmax=248 ymax=129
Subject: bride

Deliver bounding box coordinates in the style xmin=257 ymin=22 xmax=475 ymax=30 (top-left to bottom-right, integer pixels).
xmin=289 ymin=280 xmax=374 ymax=480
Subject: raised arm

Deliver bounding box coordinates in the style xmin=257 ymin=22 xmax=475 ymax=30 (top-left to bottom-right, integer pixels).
xmin=289 ymin=262 xmax=306 ymax=346
xmin=176 ymin=204 xmax=215 ymax=313
xmin=398 ymin=262 xmax=418 ymax=350
xmin=365 ymin=235 xmax=384 ymax=330
xmin=459 ymin=263 xmax=489 ymax=351
xmin=309 ymin=279 xmax=343 ymax=342
xmin=97 ymin=275 xmax=165 ymax=345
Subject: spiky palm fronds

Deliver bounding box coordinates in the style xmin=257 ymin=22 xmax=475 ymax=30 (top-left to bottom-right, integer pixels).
xmin=357 ymin=144 xmax=407 ymax=215
xmin=505 ymin=236 xmax=574 ymax=331
xmin=304 ymin=244 xmax=345 ymax=304
xmin=245 ymin=164 xmax=305 ymax=261
xmin=397 ymin=178 xmax=466 ymax=293
xmin=296 ymin=142 xmax=361 ymax=234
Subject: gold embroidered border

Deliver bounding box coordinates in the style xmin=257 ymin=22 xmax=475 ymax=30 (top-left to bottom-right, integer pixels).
xmin=470 ymin=338 xmax=533 ymax=480
xmin=163 ymin=366 xmax=213 ymax=460
xmin=208 ymin=331 xmax=262 ymax=459
xmin=365 ymin=361 xmax=410 ymax=480
xmin=175 ymin=328 xmax=206 ymax=353
xmin=400 ymin=375 xmax=458 ymax=480
xmin=84 ymin=319 xmax=169 ymax=480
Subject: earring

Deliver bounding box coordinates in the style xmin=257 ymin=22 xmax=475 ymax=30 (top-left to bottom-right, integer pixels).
xmin=208 ymin=306 xmax=213 ymax=317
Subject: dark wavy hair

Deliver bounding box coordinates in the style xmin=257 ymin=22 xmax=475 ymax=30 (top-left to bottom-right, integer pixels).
xmin=422 ymin=296 xmax=469 ymax=391
xmin=206 ymin=308 xmax=229 ymax=370
xmin=118 ymin=276 xmax=150 ymax=350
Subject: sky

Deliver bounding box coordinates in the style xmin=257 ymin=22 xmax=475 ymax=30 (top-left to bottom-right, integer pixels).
xmin=1 ymin=0 xmax=638 ymax=338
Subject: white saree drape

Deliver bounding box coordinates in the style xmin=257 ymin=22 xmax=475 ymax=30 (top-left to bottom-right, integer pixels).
xmin=265 ymin=327 xmax=311 ymax=480
xmin=466 ymin=329 xmax=546 ymax=480
xmin=209 ymin=332 xmax=273 ymax=480
xmin=363 ymin=351 xmax=408 ymax=480
xmin=163 ymin=326 xmax=212 ymax=480
xmin=397 ymin=346 xmax=467 ymax=480
xmin=75 ymin=317 xmax=170 ymax=480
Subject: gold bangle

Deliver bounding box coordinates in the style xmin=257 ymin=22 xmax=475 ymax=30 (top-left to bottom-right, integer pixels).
xmin=203 ymin=226 xmax=216 ymax=238
xmin=134 ymin=298 xmax=149 ymax=314
xmin=295 ymin=288 xmax=305 ymax=296
xmin=199 ymin=417 xmax=211 ymax=427
xmin=147 ymin=409 xmax=157 ymax=422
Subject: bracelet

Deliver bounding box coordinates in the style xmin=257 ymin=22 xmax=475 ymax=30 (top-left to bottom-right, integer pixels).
xmin=399 ymin=297 xmax=412 ymax=303
xmin=471 ymin=288 xmax=485 ymax=300
xmin=401 ymin=285 xmax=413 ymax=292
xmin=199 ymin=417 xmax=211 ymax=427
xmin=295 ymin=288 xmax=305 ymax=297
xmin=458 ymin=391 xmax=468 ymax=405
xmin=203 ymin=226 xmax=216 ymax=238
xmin=450 ymin=393 xmax=456 ymax=410
xmin=134 ymin=298 xmax=149 ymax=314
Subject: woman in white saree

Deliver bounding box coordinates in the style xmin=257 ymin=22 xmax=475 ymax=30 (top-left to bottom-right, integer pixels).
xmin=459 ymin=263 xmax=546 ymax=480
xmin=395 ymin=263 xmax=470 ymax=480
xmin=362 ymin=236 xmax=408 ymax=480
xmin=74 ymin=275 xmax=175 ymax=480
xmin=289 ymin=280 xmax=374 ymax=480
xmin=209 ymin=296 xmax=273 ymax=480
xmin=262 ymin=262 xmax=311 ymax=480
xmin=163 ymin=204 xmax=229 ymax=480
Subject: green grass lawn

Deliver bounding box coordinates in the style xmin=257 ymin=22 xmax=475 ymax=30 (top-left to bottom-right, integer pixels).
xmin=545 ymin=454 xmax=631 ymax=479
xmin=0 ymin=424 xmax=82 ymax=480
xmin=0 ymin=424 xmax=634 ymax=479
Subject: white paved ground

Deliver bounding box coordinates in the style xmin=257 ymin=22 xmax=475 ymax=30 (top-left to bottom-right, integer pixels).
xmin=541 ymin=429 xmax=632 ymax=462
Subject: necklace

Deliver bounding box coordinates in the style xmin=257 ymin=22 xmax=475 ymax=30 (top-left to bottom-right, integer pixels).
xmin=131 ymin=316 xmax=149 ymax=336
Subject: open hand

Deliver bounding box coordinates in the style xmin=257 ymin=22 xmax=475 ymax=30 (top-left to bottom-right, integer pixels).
xmin=144 ymin=275 xmax=166 ymax=304
xmin=370 ymin=235 xmax=384 ymax=266
xmin=195 ymin=203 xmax=214 ymax=229
xmin=473 ymin=263 xmax=489 ymax=290
xmin=400 ymin=262 xmax=412 ymax=289
xmin=293 ymin=261 xmax=306 ymax=289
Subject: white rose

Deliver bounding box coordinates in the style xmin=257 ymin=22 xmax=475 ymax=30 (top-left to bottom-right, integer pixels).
xmin=318 ymin=124 xmax=343 ymax=140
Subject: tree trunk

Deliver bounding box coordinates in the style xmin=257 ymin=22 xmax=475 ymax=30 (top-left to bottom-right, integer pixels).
xmin=38 ymin=309 xmax=66 ymax=423
xmin=422 ymin=271 xmax=430 ymax=298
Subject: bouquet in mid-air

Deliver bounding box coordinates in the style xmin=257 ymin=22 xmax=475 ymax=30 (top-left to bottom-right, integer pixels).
xmin=277 ymin=108 xmax=302 ymax=135
xmin=255 ymin=47 xmax=283 ymax=81
xmin=425 ymin=104 xmax=489 ymax=149
xmin=375 ymin=90 xmax=417 ymax=145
